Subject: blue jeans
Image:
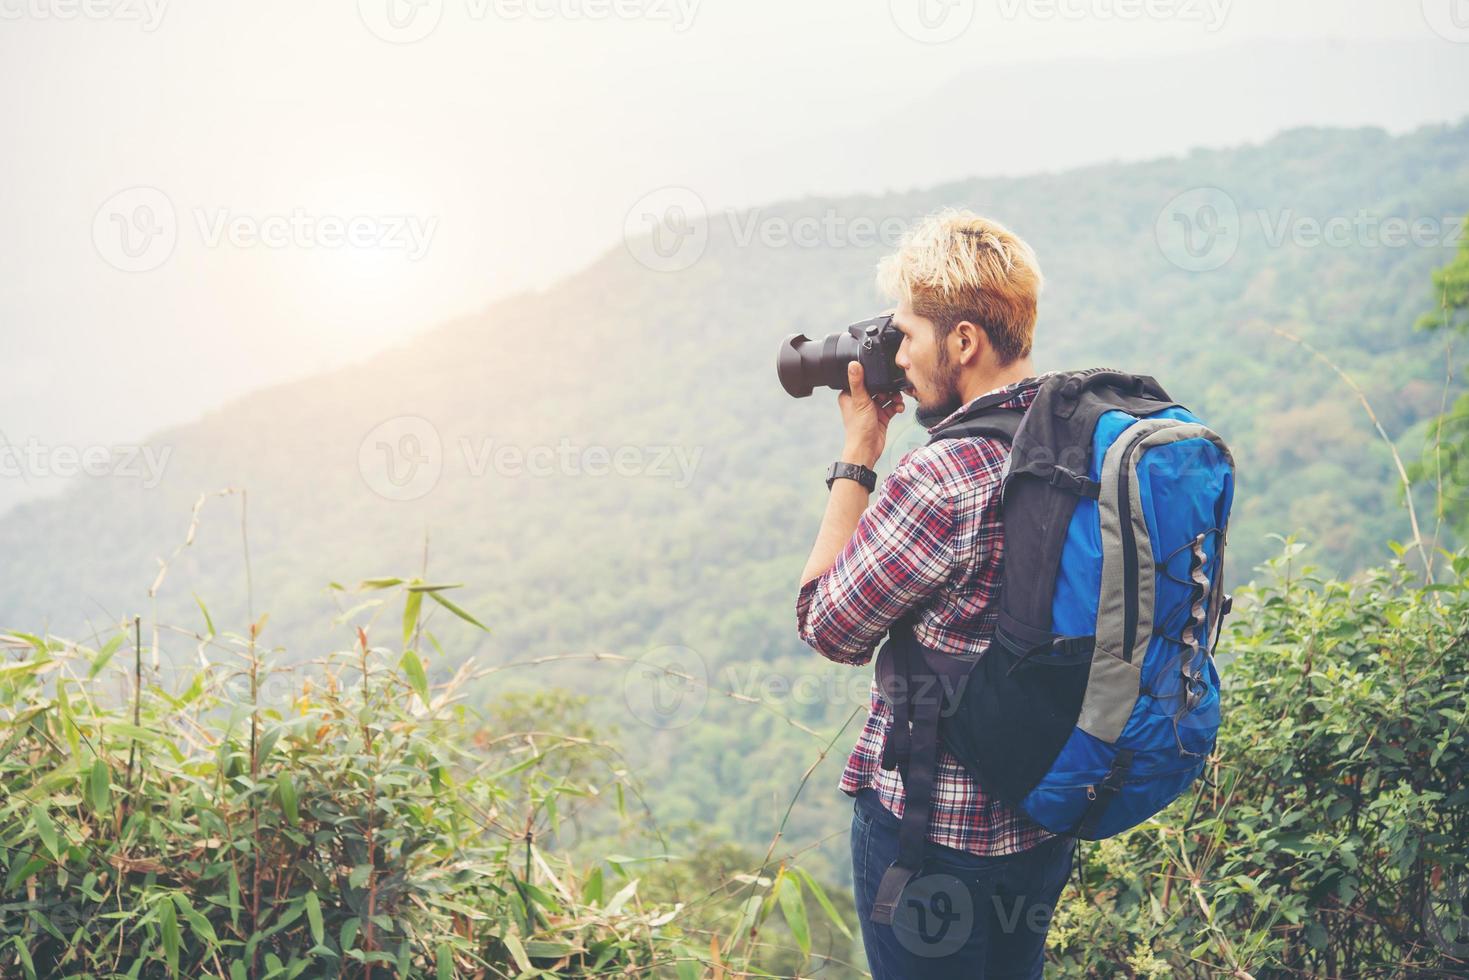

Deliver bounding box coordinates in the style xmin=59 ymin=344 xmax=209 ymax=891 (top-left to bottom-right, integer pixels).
xmin=849 ymin=787 xmax=1074 ymax=979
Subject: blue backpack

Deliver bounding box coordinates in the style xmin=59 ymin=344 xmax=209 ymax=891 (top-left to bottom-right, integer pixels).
xmin=870 ymin=368 xmax=1235 ymax=925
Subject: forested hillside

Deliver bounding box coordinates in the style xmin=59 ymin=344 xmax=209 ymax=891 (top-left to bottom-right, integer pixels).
xmin=4 ymin=118 xmax=1469 ymax=977
xmin=2 ymin=120 xmax=1466 ymax=890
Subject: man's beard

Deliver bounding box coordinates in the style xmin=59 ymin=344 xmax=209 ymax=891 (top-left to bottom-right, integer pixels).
xmin=914 ymin=348 xmax=964 ymax=428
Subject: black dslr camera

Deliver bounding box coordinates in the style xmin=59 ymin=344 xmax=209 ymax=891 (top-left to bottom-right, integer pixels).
xmin=777 ymin=314 xmax=908 ymax=398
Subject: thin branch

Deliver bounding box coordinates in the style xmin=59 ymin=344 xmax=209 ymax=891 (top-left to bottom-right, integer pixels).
xmin=1271 ymin=327 xmax=1431 ymax=577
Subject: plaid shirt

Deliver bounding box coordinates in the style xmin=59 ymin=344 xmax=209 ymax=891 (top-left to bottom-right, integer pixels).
xmin=796 ymin=372 xmax=1061 ymax=856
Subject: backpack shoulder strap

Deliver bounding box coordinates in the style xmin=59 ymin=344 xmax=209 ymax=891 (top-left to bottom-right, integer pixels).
xmin=869 ymin=614 xmax=950 ymax=924
xmin=927 ymin=406 xmax=1024 ymax=447
xmin=996 ymin=367 xmax=1182 ymax=650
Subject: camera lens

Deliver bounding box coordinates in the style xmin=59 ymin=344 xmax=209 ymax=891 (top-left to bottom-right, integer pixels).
xmin=778 ymin=331 xmax=861 ymax=398
xmin=778 ymin=335 xmax=814 ymax=397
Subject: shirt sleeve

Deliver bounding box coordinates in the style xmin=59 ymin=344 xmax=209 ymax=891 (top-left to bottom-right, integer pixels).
xmin=795 ymin=456 xmax=956 ymax=666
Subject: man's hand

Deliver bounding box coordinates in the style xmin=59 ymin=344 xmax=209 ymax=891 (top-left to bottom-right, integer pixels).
xmin=798 ymin=361 xmax=907 ymax=589
xmin=839 ymin=361 xmax=905 ymax=469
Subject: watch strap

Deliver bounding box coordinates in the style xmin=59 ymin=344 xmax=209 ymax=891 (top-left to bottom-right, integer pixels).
xmin=826 ymin=460 xmax=877 ymax=492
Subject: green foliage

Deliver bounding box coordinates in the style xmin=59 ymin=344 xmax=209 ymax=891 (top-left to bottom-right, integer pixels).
xmin=3 ymin=126 xmax=1469 ymax=978
xmin=0 ymin=582 xmax=743 ymax=979
xmin=1415 ymin=221 xmax=1469 ymax=335
xmin=1410 ymin=226 xmax=1469 ymax=540
xmin=1 ymin=123 xmax=1467 ymax=884
xmin=1048 ymin=537 xmax=1469 ymax=976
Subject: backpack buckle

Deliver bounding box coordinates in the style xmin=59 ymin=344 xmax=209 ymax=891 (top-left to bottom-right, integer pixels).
xmin=1047 ymin=466 xmax=1101 ymax=499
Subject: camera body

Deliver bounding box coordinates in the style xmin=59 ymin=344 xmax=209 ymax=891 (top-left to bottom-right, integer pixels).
xmin=778 ymin=314 xmax=908 ymax=398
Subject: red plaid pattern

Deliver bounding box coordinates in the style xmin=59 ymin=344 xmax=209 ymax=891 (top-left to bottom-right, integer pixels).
xmin=796 ymin=372 xmax=1061 ymax=856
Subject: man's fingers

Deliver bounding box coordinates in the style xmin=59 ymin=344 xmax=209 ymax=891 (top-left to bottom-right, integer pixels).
xmin=847 ymin=361 xmax=869 ymax=402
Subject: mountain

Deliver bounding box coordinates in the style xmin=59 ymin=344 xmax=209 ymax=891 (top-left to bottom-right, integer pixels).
xmin=7 ymin=38 xmax=1468 ymax=526
xmin=3 ymin=119 xmax=1466 ymax=875
xmin=824 ymin=39 xmax=1469 ymax=196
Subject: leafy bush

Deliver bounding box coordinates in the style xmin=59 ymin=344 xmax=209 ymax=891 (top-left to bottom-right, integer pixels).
xmin=0 ymin=579 xmax=729 ymax=979
xmin=1049 ymin=538 xmax=1469 ymax=977
xmin=8 ymin=543 xmax=1467 ymax=978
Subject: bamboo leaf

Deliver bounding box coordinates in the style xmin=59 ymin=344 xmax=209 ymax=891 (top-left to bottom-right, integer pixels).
xmin=173 ymin=893 xmax=218 ymax=947
xmin=278 ymin=773 xmax=299 ymax=826
xmin=159 ymin=898 xmax=180 ymax=976
xmin=401 ymin=649 xmax=430 ymax=706
xmin=87 ymin=759 xmax=111 ymax=816
xmin=194 ymin=593 xmax=216 ymax=636
xmin=305 ymin=891 xmax=324 ymax=945
xmin=793 ymin=866 xmax=852 ymax=940
xmin=776 ymin=872 xmax=810 ymax=957
xmin=87 ymin=633 xmax=125 ymax=679
xmin=31 ymin=805 xmax=60 ymax=860
xmin=10 ymin=937 xmax=36 ymax=980
xmin=427 ymin=590 xmax=490 ymax=632
xmin=503 ymin=932 xmax=533 ymax=974
xmin=403 ymin=588 xmax=423 ymax=648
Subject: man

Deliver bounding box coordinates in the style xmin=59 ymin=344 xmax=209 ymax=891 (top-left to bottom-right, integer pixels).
xmin=795 ymin=209 xmax=1074 ymax=978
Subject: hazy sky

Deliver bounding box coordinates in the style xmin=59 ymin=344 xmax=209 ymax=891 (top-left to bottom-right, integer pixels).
xmin=1 ymin=0 xmax=1466 ymax=513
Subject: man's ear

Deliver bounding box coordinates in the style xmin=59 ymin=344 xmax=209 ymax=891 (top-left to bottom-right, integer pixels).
xmin=952 ymin=320 xmax=988 ymax=368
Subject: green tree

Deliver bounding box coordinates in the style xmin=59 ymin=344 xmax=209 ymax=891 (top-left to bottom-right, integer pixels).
xmin=1049 ymin=538 xmax=1469 ymax=977
xmin=1411 ymin=219 xmax=1469 ymax=540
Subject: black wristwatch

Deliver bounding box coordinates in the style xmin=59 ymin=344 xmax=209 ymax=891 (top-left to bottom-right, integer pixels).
xmin=826 ymin=460 xmax=877 ymax=492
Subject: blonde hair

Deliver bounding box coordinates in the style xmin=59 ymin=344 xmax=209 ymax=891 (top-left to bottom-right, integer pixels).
xmin=876 ymin=208 xmax=1043 ymax=366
